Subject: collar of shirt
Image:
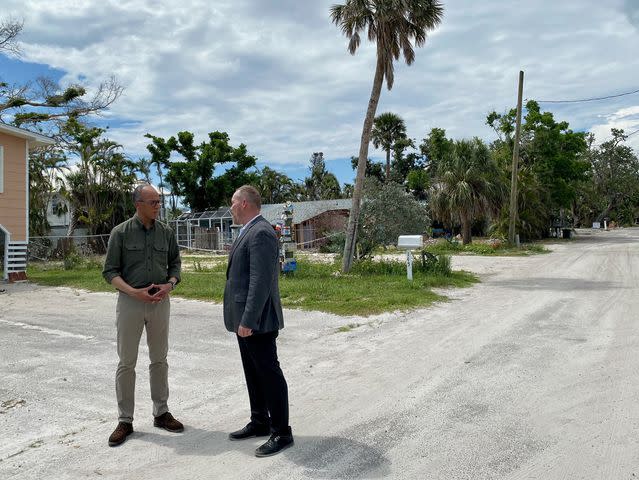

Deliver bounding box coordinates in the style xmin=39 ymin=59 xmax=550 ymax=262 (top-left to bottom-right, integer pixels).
xmin=133 ymin=213 xmax=155 ymax=231
xmin=239 ymin=214 xmax=262 ymax=237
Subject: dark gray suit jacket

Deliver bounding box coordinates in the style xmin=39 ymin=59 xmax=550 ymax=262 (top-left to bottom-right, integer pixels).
xmin=223 ymin=216 xmax=284 ymax=333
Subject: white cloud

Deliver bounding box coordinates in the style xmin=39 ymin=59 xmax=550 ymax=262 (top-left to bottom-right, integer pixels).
xmin=2 ymin=0 xmax=638 ymax=178
xmin=590 ymin=105 xmax=639 ymax=151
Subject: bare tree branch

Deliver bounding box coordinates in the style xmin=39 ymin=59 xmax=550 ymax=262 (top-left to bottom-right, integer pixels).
xmin=0 ymin=18 xmax=23 ymax=56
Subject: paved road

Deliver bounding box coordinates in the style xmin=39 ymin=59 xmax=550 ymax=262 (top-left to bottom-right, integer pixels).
xmin=1 ymin=229 xmax=638 ymax=479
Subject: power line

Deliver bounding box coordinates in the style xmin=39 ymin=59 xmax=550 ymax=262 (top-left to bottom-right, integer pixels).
xmin=538 ymin=88 xmax=639 ymax=104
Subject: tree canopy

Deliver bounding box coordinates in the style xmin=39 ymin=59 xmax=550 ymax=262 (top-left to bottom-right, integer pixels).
xmin=145 ymin=131 xmax=257 ymax=212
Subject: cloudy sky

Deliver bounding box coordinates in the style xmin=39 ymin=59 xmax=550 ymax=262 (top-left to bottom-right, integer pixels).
xmin=1 ymin=0 xmax=639 ymax=186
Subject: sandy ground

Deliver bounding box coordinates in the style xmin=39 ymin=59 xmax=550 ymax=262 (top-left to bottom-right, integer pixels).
xmin=1 ymin=228 xmax=639 ymax=479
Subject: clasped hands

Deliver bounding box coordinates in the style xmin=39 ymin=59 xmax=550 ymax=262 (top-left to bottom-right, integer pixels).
xmin=132 ymin=283 xmax=172 ymax=304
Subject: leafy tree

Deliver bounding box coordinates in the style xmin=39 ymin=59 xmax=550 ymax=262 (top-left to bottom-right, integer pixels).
xmin=391 ymin=137 xmax=420 ymax=182
xmin=304 ymin=152 xmax=342 ymax=200
xmin=487 ymin=100 xmax=589 ymax=209
xmin=419 ymin=127 xmax=454 ymax=178
xmin=371 ymin=112 xmax=408 ymax=180
xmin=487 ymin=100 xmax=589 ymax=238
xmin=61 ymin=118 xmax=137 ymax=236
xmin=146 ymin=131 xmax=257 ymax=212
xmin=489 ymin=164 xmax=549 ymax=241
xmin=331 ymin=0 xmax=444 ymax=272
xmin=28 ymin=147 xmax=67 ymax=236
xmin=358 ymin=178 xmax=430 ymax=258
xmin=430 ymin=138 xmax=504 ymax=244
xmin=406 ymin=168 xmax=429 ymax=200
xmin=351 ymin=155 xmax=385 ymax=183
xmin=584 ymin=129 xmax=639 ymax=225
xmin=256 ymin=166 xmax=299 ymax=204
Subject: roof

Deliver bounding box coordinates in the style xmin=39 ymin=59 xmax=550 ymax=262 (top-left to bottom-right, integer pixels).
xmin=175 ymin=199 xmax=351 ymax=225
xmin=0 ymin=123 xmax=56 ymax=148
xmin=260 ymin=199 xmax=352 ymax=225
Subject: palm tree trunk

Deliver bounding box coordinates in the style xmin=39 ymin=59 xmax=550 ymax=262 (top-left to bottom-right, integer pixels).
xmin=385 ymin=148 xmax=391 ymax=181
xmin=461 ymin=214 xmax=472 ymax=245
xmin=342 ymin=56 xmax=385 ymax=273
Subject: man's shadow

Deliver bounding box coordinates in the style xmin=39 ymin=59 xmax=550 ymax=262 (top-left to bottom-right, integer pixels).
xmin=134 ymin=426 xmax=231 ymax=457
xmin=137 ymin=428 xmax=391 ymax=479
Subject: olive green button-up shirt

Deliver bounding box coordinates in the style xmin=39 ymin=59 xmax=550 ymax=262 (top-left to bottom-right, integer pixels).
xmin=102 ymin=215 xmax=181 ymax=288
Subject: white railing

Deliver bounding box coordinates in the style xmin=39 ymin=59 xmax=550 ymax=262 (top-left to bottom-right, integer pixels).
xmin=5 ymin=241 xmax=28 ymax=280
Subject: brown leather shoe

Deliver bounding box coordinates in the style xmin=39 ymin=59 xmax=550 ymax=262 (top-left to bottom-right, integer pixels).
xmin=153 ymin=412 xmax=184 ymax=432
xmin=108 ymin=422 xmax=133 ymax=447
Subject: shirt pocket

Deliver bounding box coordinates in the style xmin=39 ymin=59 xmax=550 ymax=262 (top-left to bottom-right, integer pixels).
xmin=124 ymin=241 xmax=144 ymax=261
xmin=154 ymin=237 xmax=168 ymax=266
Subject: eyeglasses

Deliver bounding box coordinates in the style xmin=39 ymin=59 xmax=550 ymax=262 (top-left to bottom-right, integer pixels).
xmin=138 ymin=200 xmax=161 ymax=206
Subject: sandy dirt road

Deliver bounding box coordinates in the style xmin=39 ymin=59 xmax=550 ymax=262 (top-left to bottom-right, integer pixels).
xmin=1 ymin=228 xmax=638 ymax=479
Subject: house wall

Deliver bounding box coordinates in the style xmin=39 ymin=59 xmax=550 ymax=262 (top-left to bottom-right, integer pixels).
xmin=295 ymin=209 xmax=349 ymax=249
xmin=0 ymin=132 xmax=27 ymax=241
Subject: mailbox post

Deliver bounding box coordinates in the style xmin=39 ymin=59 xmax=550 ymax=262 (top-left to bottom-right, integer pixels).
xmin=397 ymin=235 xmax=424 ymax=280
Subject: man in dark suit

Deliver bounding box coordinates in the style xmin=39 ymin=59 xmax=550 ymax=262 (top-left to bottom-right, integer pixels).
xmin=224 ymin=185 xmax=294 ymax=457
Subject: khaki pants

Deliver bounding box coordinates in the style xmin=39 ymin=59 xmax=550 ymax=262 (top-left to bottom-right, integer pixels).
xmin=115 ymin=292 xmax=170 ymax=423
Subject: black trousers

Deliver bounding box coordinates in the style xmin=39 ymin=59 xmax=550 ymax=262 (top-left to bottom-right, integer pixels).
xmin=237 ymin=330 xmax=290 ymax=435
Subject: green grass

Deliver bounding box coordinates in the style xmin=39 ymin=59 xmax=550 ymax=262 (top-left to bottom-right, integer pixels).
xmin=28 ymin=258 xmax=478 ymax=316
xmin=424 ymin=239 xmax=549 ymax=256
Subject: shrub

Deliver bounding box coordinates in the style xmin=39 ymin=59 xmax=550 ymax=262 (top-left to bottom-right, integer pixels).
xmin=417 ymin=251 xmax=451 ymax=275
xmin=319 ymin=231 xmax=345 ymax=254
xmin=63 ymin=251 xmax=83 ymax=270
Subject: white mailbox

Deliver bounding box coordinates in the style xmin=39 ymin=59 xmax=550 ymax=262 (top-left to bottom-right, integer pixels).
xmin=397 ymin=235 xmax=423 ymax=280
xmin=397 ymin=235 xmax=423 ymax=250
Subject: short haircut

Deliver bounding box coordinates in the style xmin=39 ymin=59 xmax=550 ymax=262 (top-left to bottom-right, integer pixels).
xmin=235 ymin=185 xmax=262 ymax=209
xmin=133 ymin=183 xmax=153 ymax=203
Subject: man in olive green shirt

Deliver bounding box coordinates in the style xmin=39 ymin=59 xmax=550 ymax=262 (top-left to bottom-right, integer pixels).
xmin=102 ymin=183 xmax=183 ymax=447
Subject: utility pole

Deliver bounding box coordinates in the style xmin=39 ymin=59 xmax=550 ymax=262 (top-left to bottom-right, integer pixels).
xmin=508 ymin=70 xmax=524 ymax=245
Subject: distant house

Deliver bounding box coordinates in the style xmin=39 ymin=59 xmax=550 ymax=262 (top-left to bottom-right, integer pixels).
xmin=261 ymin=199 xmax=352 ymax=249
xmin=0 ymin=124 xmax=55 ymax=281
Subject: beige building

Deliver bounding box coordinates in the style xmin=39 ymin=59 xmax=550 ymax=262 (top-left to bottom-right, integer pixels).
xmin=0 ymin=124 xmax=55 ymax=281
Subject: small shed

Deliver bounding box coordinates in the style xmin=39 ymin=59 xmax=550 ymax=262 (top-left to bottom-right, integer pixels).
xmin=0 ymin=124 xmax=55 ymax=281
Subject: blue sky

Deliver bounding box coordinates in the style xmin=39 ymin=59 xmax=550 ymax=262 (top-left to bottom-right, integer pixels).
xmin=2 ymin=0 xmax=639 ymax=189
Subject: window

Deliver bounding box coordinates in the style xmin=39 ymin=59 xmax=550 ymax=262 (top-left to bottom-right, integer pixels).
xmin=0 ymin=145 xmax=4 ymax=194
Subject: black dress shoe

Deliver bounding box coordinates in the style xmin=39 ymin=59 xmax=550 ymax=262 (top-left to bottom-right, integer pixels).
xmin=255 ymin=433 xmax=294 ymax=457
xmin=228 ymin=423 xmax=271 ymax=441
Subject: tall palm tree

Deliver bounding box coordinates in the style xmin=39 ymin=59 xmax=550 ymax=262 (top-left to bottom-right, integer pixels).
xmin=371 ymin=112 xmax=407 ymax=180
xmin=429 ymin=138 xmax=504 ymax=245
xmin=331 ymin=0 xmax=444 ymax=272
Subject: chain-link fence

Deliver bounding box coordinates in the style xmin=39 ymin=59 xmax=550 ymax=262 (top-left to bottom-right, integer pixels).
xmin=28 ymin=227 xmax=344 ymax=262
xmin=29 ymin=234 xmax=111 ymax=261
